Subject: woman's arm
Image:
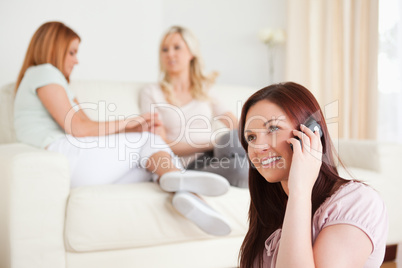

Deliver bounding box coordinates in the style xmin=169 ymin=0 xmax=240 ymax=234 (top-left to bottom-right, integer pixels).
xmin=154 ymin=123 xmax=213 ymax=156
xmin=278 ymin=198 xmax=372 ymax=268
xmin=276 ymin=186 xmax=315 ymax=267
xmin=140 ymin=86 xmax=233 ymax=155
xmin=167 ymin=139 xmax=214 ymax=156
xmin=164 ymin=111 xmax=235 ymax=156
xmin=276 ymin=125 xmax=372 ymax=268
xmin=313 ymin=224 xmax=372 ymax=267
xmin=275 ymin=125 xmax=321 ymax=267
xmin=165 ymin=111 xmax=236 ymax=156
xmin=37 ymin=84 xmax=155 ymax=137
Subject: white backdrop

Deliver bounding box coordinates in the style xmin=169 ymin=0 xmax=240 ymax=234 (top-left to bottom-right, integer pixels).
xmin=0 ymin=0 xmax=286 ymax=88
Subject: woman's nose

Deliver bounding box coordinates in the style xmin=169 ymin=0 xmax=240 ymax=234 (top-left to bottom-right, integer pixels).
xmin=168 ymin=49 xmax=176 ymax=57
xmin=251 ymin=136 xmax=271 ymax=153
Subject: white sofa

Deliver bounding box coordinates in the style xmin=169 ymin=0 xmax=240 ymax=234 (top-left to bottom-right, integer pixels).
xmin=0 ymin=81 xmax=255 ymax=268
xmin=0 ymin=80 xmax=401 ymax=268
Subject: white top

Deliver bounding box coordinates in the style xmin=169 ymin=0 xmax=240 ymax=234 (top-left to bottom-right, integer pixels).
xmin=14 ymin=64 xmax=77 ymax=148
xmin=139 ymin=84 xmax=230 ymax=146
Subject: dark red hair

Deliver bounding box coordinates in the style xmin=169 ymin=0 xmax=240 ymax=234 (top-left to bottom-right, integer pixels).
xmin=238 ymin=82 xmax=348 ymax=268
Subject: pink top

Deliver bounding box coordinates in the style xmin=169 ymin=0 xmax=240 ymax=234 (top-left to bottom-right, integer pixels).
xmin=261 ymin=181 xmax=388 ymax=268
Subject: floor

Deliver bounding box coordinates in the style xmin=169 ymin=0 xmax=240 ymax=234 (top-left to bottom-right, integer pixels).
xmin=382 ymin=262 xmax=397 ymax=268
xmin=381 ymin=244 xmax=401 ymax=268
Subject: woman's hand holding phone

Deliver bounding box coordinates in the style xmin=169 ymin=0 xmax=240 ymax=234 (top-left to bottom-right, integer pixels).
xmin=287 ymin=124 xmax=323 ymax=197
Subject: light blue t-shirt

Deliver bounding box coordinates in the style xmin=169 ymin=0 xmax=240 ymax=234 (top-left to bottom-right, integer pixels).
xmin=14 ymin=63 xmax=77 ymax=148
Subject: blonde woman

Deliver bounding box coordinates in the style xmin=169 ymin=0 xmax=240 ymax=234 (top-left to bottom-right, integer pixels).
xmin=14 ymin=21 xmax=232 ymax=236
xmin=140 ymin=25 xmax=248 ymax=189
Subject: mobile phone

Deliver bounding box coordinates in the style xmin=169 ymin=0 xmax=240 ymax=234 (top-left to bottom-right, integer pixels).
xmin=290 ymin=117 xmax=323 ymax=150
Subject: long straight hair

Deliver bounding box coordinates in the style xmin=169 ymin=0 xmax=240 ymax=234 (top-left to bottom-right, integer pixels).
xmin=15 ymin=21 xmax=80 ymax=92
xmin=158 ymin=25 xmax=217 ymax=105
xmin=238 ymin=82 xmax=349 ymax=268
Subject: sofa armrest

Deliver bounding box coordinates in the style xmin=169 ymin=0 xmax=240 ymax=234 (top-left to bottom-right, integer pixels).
xmin=0 ymin=143 xmax=70 ymax=268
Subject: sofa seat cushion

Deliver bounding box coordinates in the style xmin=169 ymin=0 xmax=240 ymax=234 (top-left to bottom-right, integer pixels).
xmin=65 ymin=182 xmax=249 ymax=252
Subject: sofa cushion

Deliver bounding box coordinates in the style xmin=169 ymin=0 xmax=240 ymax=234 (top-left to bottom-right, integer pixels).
xmin=65 ymin=183 xmax=249 ymax=252
xmin=69 ymin=80 xmax=146 ymax=121
xmin=0 ymin=83 xmax=17 ymax=144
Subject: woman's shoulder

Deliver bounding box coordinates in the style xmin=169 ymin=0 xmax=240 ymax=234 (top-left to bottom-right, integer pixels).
xmin=139 ymin=83 xmax=168 ymax=104
xmin=23 ymin=63 xmax=66 ymax=84
xmin=331 ymin=181 xmax=381 ymax=202
xmin=26 ymin=63 xmax=63 ymax=77
xmin=140 ymin=83 xmax=164 ymax=96
xmin=314 ymin=181 xmax=388 ymax=234
xmin=19 ymin=63 xmax=68 ymax=93
xmin=319 ymin=181 xmax=384 ymax=212
xmin=313 ymin=182 xmax=388 ymax=265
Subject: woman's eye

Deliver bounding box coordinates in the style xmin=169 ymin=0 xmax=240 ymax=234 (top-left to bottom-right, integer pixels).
xmin=267 ymin=125 xmax=279 ymax=133
xmin=162 ymin=47 xmax=168 ymax=52
xmin=174 ymin=45 xmax=180 ymax=50
xmin=246 ymin=135 xmax=256 ymax=143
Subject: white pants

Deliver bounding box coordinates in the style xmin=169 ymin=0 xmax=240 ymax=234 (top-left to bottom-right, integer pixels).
xmin=47 ymin=132 xmax=179 ymax=188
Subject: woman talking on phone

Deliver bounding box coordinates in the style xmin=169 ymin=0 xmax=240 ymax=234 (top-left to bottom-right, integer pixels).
xmin=238 ymin=82 xmax=388 ymax=267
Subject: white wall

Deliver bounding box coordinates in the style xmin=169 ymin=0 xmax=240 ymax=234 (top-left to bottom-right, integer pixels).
xmin=0 ymin=0 xmax=286 ymax=88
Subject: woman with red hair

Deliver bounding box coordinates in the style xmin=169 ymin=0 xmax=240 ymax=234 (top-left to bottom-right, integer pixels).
xmin=238 ymin=82 xmax=388 ymax=267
